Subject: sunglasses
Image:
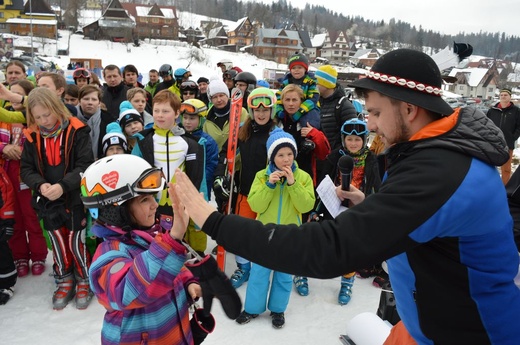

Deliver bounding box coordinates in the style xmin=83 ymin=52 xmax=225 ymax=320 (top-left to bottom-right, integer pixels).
xmin=182 ymin=91 xmax=196 ymax=95
xmin=73 ymin=69 xmax=91 ymax=79
xmin=249 ymin=95 xmax=274 ymax=109
xmin=180 ymin=103 xmax=207 ymax=115
xmin=341 ymin=123 xmax=368 ymax=136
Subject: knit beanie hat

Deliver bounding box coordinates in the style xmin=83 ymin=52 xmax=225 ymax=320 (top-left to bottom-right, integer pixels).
xmin=266 ymin=128 xmax=298 ymax=162
xmin=118 ymin=101 xmax=144 ymax=129
xmin=197 ymin=77 xmax=209 ymax=84
xmin=500 ymin=88 xmax=512 ymax=95
xmin=288 ymin=53 xmax=309 ymax=72
xmin=102 ymin=122 xmax=128 ymax=156
xmin=257 ymin=79 xmax=270 ymax=88
xmin=315 ymin=65 xmax=338 ymax=89
xmin=208 ymin=80 xmax=229 ymax=98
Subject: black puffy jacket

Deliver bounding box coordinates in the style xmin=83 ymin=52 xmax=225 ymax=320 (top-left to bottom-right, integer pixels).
xmin=319 ymin=86 xmax=357 ymax=150
xmin=486 ymin=102 xmax=520 ymax=149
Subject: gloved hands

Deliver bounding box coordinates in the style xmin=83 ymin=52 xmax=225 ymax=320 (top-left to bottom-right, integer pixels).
xmin=213 ymin=175 xmax=230 ymax=202
xmin=190 ymin=308 xmax=216 ymax=345
xmin=0 ymin=226 xmax=13 ymax=242
xmin=185 ymin=254 xmax=242 ymax=319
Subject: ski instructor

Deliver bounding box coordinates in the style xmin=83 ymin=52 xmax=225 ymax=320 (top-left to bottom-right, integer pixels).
xmin=172 ymin=49 xmax=520 ymax=344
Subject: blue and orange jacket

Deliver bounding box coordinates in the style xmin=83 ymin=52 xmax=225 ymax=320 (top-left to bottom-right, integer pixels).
xmin=200 ymin=107 xmax=520 ymax=344
xmin=89 ymin=224 xmax=197 ymax=345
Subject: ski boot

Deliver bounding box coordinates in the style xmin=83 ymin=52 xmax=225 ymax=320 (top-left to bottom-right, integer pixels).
xmin=338 ymin=276 xmax=355 ymax=306
xmin=14 ymin=259 xmax=29 ymax=277
xmin=270 ymin=312 xmax=285 ymax=329
xmin=235 ymin=310 xmax=258 ymax=325
xmin=293 ymin=276 xmax=309 ymax=296
xmin=372 ymin=270 xmax=389 ymax=288
xmin=75 ymin=278 xmax=94 ymax=310
xmin=0 ymin=287 xmax=14 ymax=305
xmin=53 ymin=275 xmax=76 ymax=310
xmin=230 ymin=262 xmax=251 ymax=289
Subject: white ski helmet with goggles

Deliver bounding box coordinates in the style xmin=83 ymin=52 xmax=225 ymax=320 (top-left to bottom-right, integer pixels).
xmin=80 ymin=155 xmax=165 ymax=227
xmin=247 ymin=87 xmax=277 ymax=120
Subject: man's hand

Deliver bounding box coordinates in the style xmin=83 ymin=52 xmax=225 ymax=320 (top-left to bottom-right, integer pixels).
xmin=336 ymin=184 xmax=365 ymax=206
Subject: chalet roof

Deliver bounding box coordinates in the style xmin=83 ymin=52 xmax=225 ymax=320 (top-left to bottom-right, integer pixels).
xmin=5 ymin=0 xmax=24 ymax=10
xmin=206 ymin=26 xmax=227 ymax=39
xmin=121 ymin=3 xmax=177 ymax=19
xmin=311 ymin=33 xmax=326 ymax=48
xmin=255 ymin=28 xmax=302 ymax=48
xmin=7 ymin=18 xmax=57 ymax=25
xmin=228 ymin=17 xmax=248 ymax=32
xmin=23 ymin=0 xmax=54 ymax=14
xmin=449 ymin=68 xmax=489 ymax=87
xmin=351 ymin=49 xmax=374 ymax=59
xmin=298 ymin=30 xmax=312 ymax=48
xmin=103 ymin=0 xmax=131 ymax=19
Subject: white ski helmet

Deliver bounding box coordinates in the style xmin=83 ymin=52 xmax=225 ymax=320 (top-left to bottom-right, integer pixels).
xmin=80 ymin=155 xmax=165 ymax=226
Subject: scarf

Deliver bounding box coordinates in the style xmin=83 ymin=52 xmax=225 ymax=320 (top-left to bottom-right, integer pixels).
xmin=339 ymin=147 xmax=370 ymax=189
xmin=39 ymin=119 xmax=69 ymax=139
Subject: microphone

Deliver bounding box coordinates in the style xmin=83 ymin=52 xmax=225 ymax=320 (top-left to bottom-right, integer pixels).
xmin=338 ymin=155 xmax=354 ymax=191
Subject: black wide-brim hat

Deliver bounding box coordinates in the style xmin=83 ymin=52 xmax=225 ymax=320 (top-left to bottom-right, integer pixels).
xmin=349 ymin=49 xmax=454 ymax=116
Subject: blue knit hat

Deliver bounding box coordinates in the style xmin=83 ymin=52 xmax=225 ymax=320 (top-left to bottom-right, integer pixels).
xmin=118 ymin=101 xmax=144 ymax=130
xmin=266 ymin=128 xmax=297 ymax=162
xmin=102 ymin=122 xmax=128 ymax=156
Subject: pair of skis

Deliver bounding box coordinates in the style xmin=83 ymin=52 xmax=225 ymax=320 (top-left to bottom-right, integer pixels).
xmin=216 ymin=88 xmax=243 ymax=270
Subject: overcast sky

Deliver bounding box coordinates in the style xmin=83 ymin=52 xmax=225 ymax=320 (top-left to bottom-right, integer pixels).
xmin=254 ymin=0 xmax=520 ymax=37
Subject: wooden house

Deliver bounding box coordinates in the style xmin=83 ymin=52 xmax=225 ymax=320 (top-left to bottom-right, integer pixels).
xmin=120 ymin=2 xmax=178 ymax=41
xmin=227 ymin=17 xmax=254 ymax=51
xmin=252 ymin=28 xmax=303 ymax=64
xmin=3 ymin=0 xmax=57 ymax=39
xmin=83 ymin=0 xmax=134 ymax=42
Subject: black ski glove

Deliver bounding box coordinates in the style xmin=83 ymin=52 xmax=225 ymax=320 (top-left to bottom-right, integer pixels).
xmin=185 ymin=254 xmax=242 ymax=319
xmin=213 ymin=175 xmax=230 ymax=202
xmin=190 ymin=308 xmax=216 ymax=345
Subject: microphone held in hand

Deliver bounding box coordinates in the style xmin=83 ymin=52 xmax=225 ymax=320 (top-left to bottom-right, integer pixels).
xmin=338 ymin=155 xmax=354 ymax=191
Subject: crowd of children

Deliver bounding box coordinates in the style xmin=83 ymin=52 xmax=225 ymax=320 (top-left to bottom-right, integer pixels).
xmin=0 ymin=54 xmax=389 ymax=337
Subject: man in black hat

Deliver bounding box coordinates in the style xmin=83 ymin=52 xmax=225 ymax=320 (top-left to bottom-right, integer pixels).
xmin=486 ymin=87 xmax=520 ymax=184
xmin=172 ymin=49 xmax=520 ymax=344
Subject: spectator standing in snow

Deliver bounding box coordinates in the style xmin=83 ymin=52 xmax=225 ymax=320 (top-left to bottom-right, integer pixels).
xmin=144 ymin=69 xmax=160 ymax=97
xmin=172 ymin=49 xmax=520 ymax=345
xmin=101 ymin=64 xmax=129 ymax=121
xmin=486 ymin=87 xmax=520 ymax=184
xmin=81 ymin=155 xmax=210 ymax=345
xmin=275 ymin=52 xmax=321 ymax=129
xmin=21 ymin=87 xmax=94 ymax=310
xmin=197 ymin=77 xmax=210 ymax=105
xmin=234 ymin=128 xmax=315 ymax=329
xmin=212 ymin=88 xmax=279 ymax=289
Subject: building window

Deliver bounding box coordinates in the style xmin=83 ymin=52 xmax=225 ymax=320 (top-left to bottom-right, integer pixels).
xmin=488 ymin=87 xmax=493 ymax=92
xmin=459 ymin=85 xmax=464 ymax=90
xmin=152 ymin=18 xmax=159 ymax=24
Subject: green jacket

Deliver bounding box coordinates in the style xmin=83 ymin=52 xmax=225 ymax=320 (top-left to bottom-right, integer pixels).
xmin=248 ymin=164 xmax=315 ymax=225
xmin=203 ymin=106 xmax=249 ymax=152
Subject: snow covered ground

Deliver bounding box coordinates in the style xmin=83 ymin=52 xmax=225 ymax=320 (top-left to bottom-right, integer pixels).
xmin=0 ymin=239 xmax=382 ymax=345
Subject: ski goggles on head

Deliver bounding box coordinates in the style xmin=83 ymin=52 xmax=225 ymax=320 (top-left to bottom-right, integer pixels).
xmin=81 ymin=168 xmax=165 ymax=208
xmin=341 ymin=123 xmax=368 ymax=136
xmin=72 ymin=69 xmax=91 ymax=79
xmin=133 ymin=167 xmax=166 ymax=194
xmin=249 ymin=95 xmax=275 ymax=109
xmin=180 ymin=103 xmax=207 ymax=116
